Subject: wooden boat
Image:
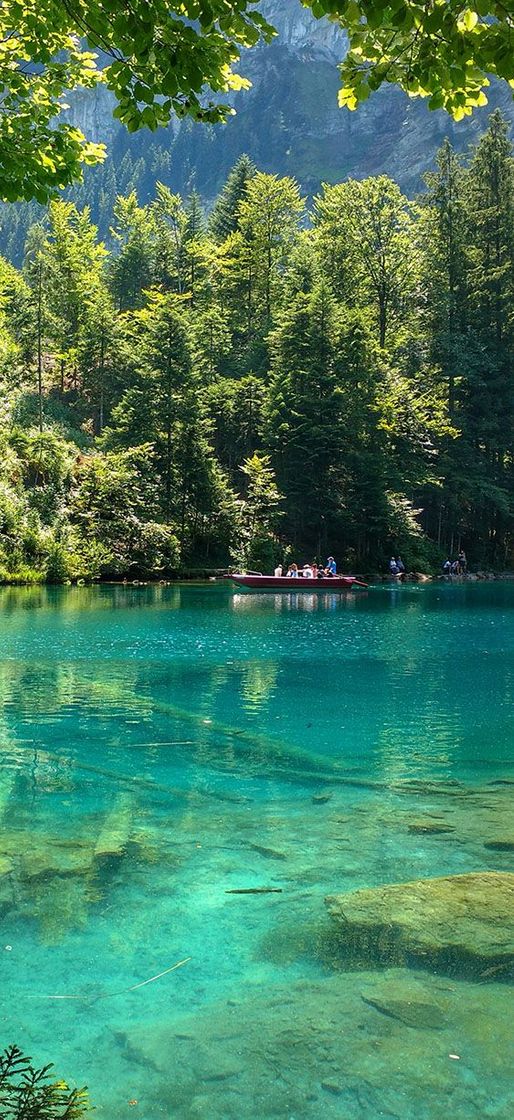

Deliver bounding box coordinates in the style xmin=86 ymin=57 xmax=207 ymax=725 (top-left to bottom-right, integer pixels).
xmin=227 ymin=573 xmax=368 ymax=590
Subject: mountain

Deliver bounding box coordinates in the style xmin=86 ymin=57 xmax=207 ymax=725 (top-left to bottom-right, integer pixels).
xmin=66 ymin=0 xmax=513 ymax=200
xmin=0 ymin=1 xmax=512 ymax=263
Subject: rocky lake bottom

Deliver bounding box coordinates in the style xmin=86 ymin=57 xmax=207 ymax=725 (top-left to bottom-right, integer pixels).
xmin=0 ymin=582 xmax=512 ymax=1118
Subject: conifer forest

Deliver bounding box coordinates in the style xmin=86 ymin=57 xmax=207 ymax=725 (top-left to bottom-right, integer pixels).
xmin=0 ymin=110 xmax=513 ymax=582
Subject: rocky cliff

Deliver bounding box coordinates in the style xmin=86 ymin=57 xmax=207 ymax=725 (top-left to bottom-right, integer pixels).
xmin=64 ymin=0 xmax=514 ymax=203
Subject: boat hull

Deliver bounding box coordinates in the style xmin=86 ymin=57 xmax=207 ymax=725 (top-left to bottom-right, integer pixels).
xmin=227 ymin=574 xmax=367 ymax=590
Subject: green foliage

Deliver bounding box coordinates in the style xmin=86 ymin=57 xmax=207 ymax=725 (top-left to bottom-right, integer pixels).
xmin=209 ymin=155 xmax=256 ymax=241
xmin=0 ymin=3 xmax=513 ymax=204
xmin=314 ymin=176 xmax=420 ymax=348
xmin=0 ymin=1043 xmax=89 ymax=1119
xmin=236 ymin=453 xmax=283 ymax=570
xmin=0 ymin=119 xmax=512 ymax=575
xmin=316 ymin=1 xmax=514 ymax=119
xmin=0 ymin=1 xmax=275 ymax=202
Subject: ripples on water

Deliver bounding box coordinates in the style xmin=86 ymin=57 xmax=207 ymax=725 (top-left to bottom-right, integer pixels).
xmin=0 ymin=583 xmax=512 ymax=1118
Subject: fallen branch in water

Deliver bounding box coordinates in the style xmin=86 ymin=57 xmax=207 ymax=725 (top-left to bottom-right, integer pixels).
xmin=36 ymin=957 xmax=192 ymax=1002
xmin=127 ymin=959 xmax=192 ymax=991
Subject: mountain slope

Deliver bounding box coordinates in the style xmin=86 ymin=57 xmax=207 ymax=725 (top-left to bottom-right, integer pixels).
xmin=65 ymin=0 xmax=513 ymax=199
xmin=0 ymin=1 xmax=512 ymax=264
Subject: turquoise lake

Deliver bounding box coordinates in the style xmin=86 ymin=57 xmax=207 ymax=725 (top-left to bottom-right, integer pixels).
xmin=0 ymin=581 xmax=512 ymax=1119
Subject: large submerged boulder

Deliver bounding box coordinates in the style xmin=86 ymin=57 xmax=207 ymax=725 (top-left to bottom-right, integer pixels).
xmin=325 ymin=872 xmax=514 ymax=979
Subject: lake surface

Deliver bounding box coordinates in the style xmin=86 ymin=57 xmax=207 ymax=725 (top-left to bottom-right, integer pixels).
xmin=0 ymin=581 xmax=512 ymax=1119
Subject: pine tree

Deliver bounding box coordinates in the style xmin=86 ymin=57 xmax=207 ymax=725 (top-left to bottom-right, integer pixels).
xmin=151 ymin=183 xmax=188 ymax=294
xmin=265 ymin=283 xmax=346 ymax=554
xmin=109 ymin=193 xmax=154 ymax=310
xmin=423 ymin=139 xmax=469 ymax=417
xmin=460 ymin=112 xmax=514 ymax=562
xmin=238 ymin=172 xmax=305 ymax=325
xmin=209 ymin=155 xmax=256 ymax=241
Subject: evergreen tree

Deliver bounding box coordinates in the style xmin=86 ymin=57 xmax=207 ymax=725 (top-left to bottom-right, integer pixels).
xmin=109 ymin=193 xmax=154 ymax=311
xmin=77 ymin=287 xmax=118 ymax=432
xmin=266 ymin=283 xmax=346 ymax=554
xmin=0 ymin=122 xmax=512 ymax=579
xmin=238 ymin=173 xmax=305 ymax=325
xmin=423 ymin=139 xmax=469 ymax=418
xmin=209 ymin=155 xmax=256 ymax=241
xmin=238 ymin=453 xmax=283 ymax=572
xmin=151 ymin=184 xmax=188 ymax=294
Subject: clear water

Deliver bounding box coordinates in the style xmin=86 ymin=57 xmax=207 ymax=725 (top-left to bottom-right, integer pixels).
xmin=0 ymin=582 xmax=512 ymax=1119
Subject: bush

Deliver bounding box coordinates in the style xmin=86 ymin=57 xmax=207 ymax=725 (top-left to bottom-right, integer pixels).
xmin=0 ymin=1044 xmax=89 ymax=1119
xmin=44 ymin=542 xmax=72 ymax=583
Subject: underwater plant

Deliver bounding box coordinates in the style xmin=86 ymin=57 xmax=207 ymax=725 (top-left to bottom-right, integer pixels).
xmin=0 ymin=1046 xmax=89 ymax=1119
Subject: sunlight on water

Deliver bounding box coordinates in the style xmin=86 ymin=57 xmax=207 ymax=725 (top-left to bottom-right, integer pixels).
xmin=0 ymin=582 xmax=512 ymax=1119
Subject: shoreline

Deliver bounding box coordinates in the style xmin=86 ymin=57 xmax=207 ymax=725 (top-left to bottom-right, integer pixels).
xmin=1 ymin=571 xmax=514 ymax=589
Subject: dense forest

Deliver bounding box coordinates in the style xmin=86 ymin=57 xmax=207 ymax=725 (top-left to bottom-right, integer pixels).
xmin=0 ymin=110 xmax=512 ymax=582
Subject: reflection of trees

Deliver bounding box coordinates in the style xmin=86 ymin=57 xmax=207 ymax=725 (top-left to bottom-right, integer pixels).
xmin=239 ymin=660 xmax=279 ymax=711
xmin=230 ymin=591 xmax=361 ymax=613
xmin=0 ymin=584 xmax=182 ymax=617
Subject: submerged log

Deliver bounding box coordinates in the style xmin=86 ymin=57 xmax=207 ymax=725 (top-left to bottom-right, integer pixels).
xmin=225 ymin=887 xmax=283 ymax=895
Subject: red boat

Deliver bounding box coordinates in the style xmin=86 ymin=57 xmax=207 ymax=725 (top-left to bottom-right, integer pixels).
xmin=227 ymin=573 xmax=368 ymax=590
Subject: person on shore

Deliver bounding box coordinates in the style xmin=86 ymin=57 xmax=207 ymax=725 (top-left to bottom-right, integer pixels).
xmin=458 ymin=549 xmax=467 ymax=574
xmin=396 ymin=556 xmax=405 ymax=575
xmin=451 ymin=559 xmax=460 ymax=575
xmin=326 ymin=556 xmax=337 ymax=575
xmin=443 ymin=558 xmax=451 ymax=575
xmin=274 ymin=564 xmax=283 ymax=577
xmin=389 ymin=557 xmax=399 ymax=576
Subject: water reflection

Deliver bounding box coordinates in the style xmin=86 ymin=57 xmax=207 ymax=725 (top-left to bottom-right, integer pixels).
xmin=239 ymin=659 xmax=279 ymax=711
xmin=0 ymin=584 xmax=513 ymax=1120
xmin=231 ymin=590 xmax=363 ymax=612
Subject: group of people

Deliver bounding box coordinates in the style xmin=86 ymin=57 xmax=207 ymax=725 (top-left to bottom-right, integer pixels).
xmin=443 ymin=551 xmax=467 ymax=576
xmin=388 ymin=556 xmax=405 ymax=577
xmin=274 ymin=556 xmax=337 ymax=579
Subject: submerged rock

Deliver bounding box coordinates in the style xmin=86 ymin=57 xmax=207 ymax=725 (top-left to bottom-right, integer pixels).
xmin=325 ymin=872 xmax=514 ymax=979
xmin=248 ymin=842 xmax=288 ymax=861
xmin=114 ymin=968 xmax=514 ymax=1120
xmin=407 ymin=821 xmax=456 ymax=835
xmin=360 ymin=995 xmax=447 ymax=1030
xmin=483 ymin=840 xmax=514 ymax=852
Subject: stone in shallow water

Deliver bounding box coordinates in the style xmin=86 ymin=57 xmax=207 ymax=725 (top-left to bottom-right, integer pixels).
xmin=407 ymin=821 xmax=456 ymax=835
xmin=115 ymin=970 xmax=514 ymax=1120
xmin=483 ymin=840 xmax=514 ymax=852
xmin=248 ymin=842 xmax=288 ymax=861
xmin=360 ymin=995 xmax=447 ymax=1030
xmin=325 ymin=872 xmax=514 ymax=979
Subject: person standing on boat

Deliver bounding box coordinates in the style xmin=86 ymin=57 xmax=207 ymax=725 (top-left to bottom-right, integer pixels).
xmin=302 ymin=563 xmax=314 ymax=578
xmin=286 ymin=563 xmax=299 ymax=577
xmin=326 ymin=556 xmax=337 ymax=576
xmin=274 ymin=564 xmax=283 ymax=577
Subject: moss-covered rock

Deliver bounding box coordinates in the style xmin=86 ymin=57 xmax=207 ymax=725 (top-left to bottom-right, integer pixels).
xmin=325 ymin=872 xmax=514 ymax=979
